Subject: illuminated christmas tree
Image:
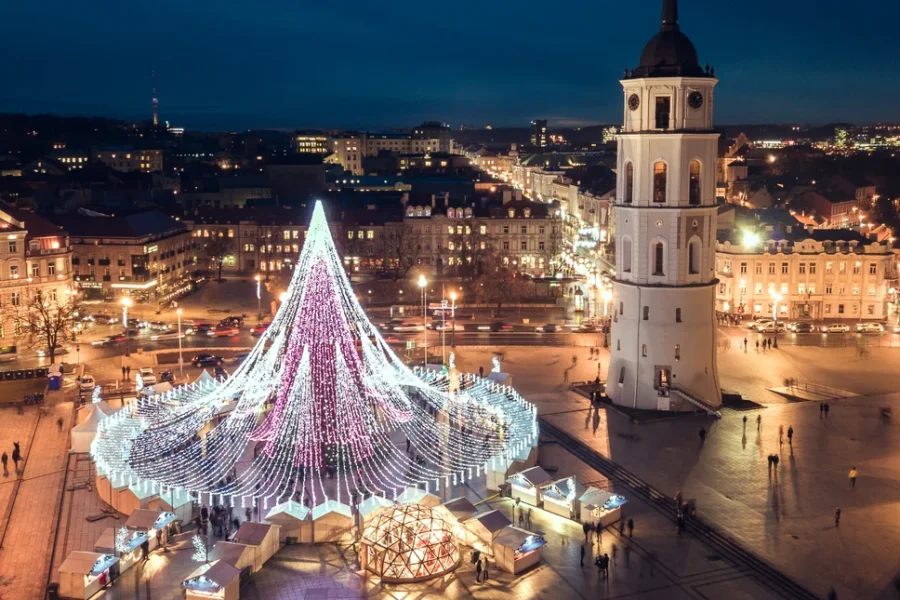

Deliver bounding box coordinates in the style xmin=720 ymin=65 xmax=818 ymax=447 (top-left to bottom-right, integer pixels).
xmin=93 ymin=201 xmax=536 ymax=509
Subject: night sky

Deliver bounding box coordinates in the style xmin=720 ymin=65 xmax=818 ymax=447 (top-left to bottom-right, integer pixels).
xmin=0 ymin=0 xmax=896 ymax=130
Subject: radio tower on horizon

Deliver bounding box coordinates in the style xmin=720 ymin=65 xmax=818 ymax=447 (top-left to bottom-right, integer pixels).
xmin=152 ymin=69 xmax=159 ymax=127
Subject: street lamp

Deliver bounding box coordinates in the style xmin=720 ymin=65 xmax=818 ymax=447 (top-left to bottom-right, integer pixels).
xmin=121 ymin=297 xmax=132 ymax=357
xmin=770 ymin=291 xmax=782 ymax=322
xmin=601 ymin=288 xmax=612 ymax=317
xmin=418 ymin=275 xmax=427 ymax=365
xmin=449 ymin=291 xmax=457 ymax=348
xmin=177 ymin=308 xmax=184 ymax=378
xmin=255 ymin=275 xmax=261 ymax=321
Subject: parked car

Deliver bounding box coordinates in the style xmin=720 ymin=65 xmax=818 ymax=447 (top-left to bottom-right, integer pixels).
xmin=185 ymin=323 xmax=214 ymax=336
xmin=856 ymin=322 xmax=884 ymax=333
xmin=788 ymin=322 xmax=815 ymax=333
xmin=138 ymin=367 xmax=156 ymax=385
xmin=822 ymin=323 xmax=850 ymax=333
xmin=79 ymin=374 xmax=96 ymax=393
xmin=159 ymin=370 xmax=175 ymax=383
xmin=250 ymin=322 xmax=270 ymax=336
xmin=747 ymin=318 xmax=774 ymax=330
xmin=36 ymin=344 xmax=70 ymax=357
xmin=91 ymin=313 xmax=118 ymax=325
xmin=381 ymin=319 xmax=405 ymax=330
xmin=392 ymin=322 xmax=423 ymax=333
xmin=758 ymin=321 xmax=786 ymax=333
xmin=489 ymin=321 xmax=514 ymax=332
xmin=535 ymin=324 xmax=559 ymax=333
xmin=214 ymin=325 xmax=240 ymax=337
xmin=192 ymin=353 xmax=224 ymax=367
xmin=149 ymin=321 xmax=171 ymax=331
xmin=219 ymin=316 xmax=244 ymax=327
xmin=427 ymin=320 xmax=455 ymax=331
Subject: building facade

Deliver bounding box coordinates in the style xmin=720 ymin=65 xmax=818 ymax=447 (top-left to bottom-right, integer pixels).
xmin=608 ymin=0 xmax=722 ymax=412
xmin=530 ymin=120 xmax=548 ymax=148
xmin=293 ymin=131 xmax=330 ymax=154
xmin=715 ymin=232 xmax=896 ymax=321
xmin=0 ymin=207 xmax=74 ymax=353
xmin=95 ymin=147 xmax=163 ymax=173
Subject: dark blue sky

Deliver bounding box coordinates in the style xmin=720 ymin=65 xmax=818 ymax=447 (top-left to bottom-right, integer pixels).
xmin=1 ymin=0 xmax=897 ymax=130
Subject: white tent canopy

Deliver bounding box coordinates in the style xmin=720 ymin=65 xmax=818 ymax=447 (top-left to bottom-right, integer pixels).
xmin=71 ymin=405 xmax=106 ymax=453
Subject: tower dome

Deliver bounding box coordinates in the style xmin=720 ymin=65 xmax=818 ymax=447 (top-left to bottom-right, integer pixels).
xmin=631 ymin=0 xmax=706 ymax=78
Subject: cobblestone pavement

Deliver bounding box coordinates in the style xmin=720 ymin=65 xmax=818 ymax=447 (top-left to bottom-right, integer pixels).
xmin=0 ymin=401 xmax=73 ymax=600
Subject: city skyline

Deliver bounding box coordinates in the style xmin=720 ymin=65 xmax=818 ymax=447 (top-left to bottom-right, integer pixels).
xmin=0 ymin=0 xmax=897 ymax=130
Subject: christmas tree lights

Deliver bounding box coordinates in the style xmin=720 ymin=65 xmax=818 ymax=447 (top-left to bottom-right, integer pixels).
xmin=91 ymin=200 xmax=536 ymax=510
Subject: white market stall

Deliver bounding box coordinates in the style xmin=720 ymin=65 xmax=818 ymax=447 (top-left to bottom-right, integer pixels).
xmin=435 ymin=497 xmax=478 ymax=543
xmin=311 ymin=500 xmax=354 ymax=543
xmin=541 ymin=476 xmax=586 ymax=520
xmin=506 ymin=466 xmax=553 ymax=507
xmin=493 ymin=527 xmax=546 ymax=574
xmin=265 ymin=500 xmax=311 ymax=544
xmin=182 ymin=560 xmax=241 ymax=600
xmin=70 ymin=404 xmax=106 ymax=453
xmin=356 ymin=495 xmax=393 ymax=529
xmin=464 ymin=510 xmax=511 ymax=556
xmin=124 ymin=509 xmax=177 ymax=552
xmin=578 ymin=488 xmax=628 ymax=527
xmin=57 ymin=551 xmax=118 ymax=600
xmin=485 ymin=437 xmax=539 ymax=491
xmin=94 ymin=526 xmax=148 ymax=572
xmin=209 ymin=541 xmax=257 ymax=573
xmin=233 ymin=522 xmax=280 ymax=569
xmin=148 ymin=488 xmax=193 ymax=526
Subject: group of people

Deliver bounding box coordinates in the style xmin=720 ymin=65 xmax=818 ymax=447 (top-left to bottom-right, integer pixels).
xmin=0 ymin=441 xmax=21 ymax=476
xmin=471 ymin=550 xmax=490 ymax=582
xmin=198 ymin=504 xmax=239 ymax=540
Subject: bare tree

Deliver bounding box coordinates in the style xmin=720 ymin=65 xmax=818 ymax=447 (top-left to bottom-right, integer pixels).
xmin=378 ymin=224 xmax=421 ymax=281
xmin=203 ymin=235 xmax=232 ymax=282
xmin=539 ymin=222 xmax=565 ymax=277
xmin=9 ymin=289 xmax=82 ymax=364
xmin=474 ymin=260 xmax=526 ymax=316
xmin=447 ymin=220 xmax=492 ymax=280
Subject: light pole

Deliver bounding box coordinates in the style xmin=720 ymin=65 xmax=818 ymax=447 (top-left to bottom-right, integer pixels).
xmin=121 ymin=297 xmax=132 ymax=357
xmin=418 ymin=275 xmax=427 ymax=365
xmin=177 ymin=308 xmax=184 ymax=379
xmin=255 ymin=275 xmax=261 ymax=321
xmin=449 ymin=291 xmax=457 ymax=348
xmin=770 ymin=291 xmax=782 ymax=322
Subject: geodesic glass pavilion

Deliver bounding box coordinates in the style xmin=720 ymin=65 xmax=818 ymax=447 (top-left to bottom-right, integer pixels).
xmin=361 ymin=504 xmax=460 ymax=583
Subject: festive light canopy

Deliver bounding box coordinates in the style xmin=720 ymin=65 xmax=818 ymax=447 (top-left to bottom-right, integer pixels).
xmin=361 ymin=504 xmax=460 ymax=582
xmin=91 ymin=200 xmax=536 ymax=510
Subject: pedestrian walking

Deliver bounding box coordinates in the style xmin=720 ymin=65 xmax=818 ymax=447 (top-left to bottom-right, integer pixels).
xmin=834 ymin=507 xmax=841 ymax=527
xmin=603 ymin=553 xmax=610 ymax=576
xmin=126 ymin=365 xmax=132 ymax=379
xmin=405 ymin=438 xmax=411 ymax=453
xmin=57 ymin=417 xmax=63 ymax=431
xmin=699 ymin=427 xmax=707 ymax=445
xmin=742 ymin=415 xmax=747 ymax=428
xmin=479 ymin=366 xmax=484 ymax=378
xmin=482 ymin=557 xmax=489 ymax=581
xmin=624 ymin=544 xmax=631 ymax=566
xmin=627 ymin=518 xmax=634 ymax=538
xmin=611 ymin=543 xmax=617 ymax=565
xmin=563 ymin=369 xmax=569 ymax=383
xmin=11 ymin=448 xmax=20 ymax=472
xmin=756 ymin=414 xmax=761 ymax=431
xmin=824 ymin=403 xmax=830 ymax=417
xmin=787 ymin=426 xmax=794 ymax=444
xmin=848 ymin=466 xmax=858 ymax=489
xmin=475 ymin=557 xmax=483 ymax=582
xmin=583 ymin=521 xmax=590 ymax=543
xmin=820 ymin=403 xmax=824 ymax=418
xmin=580 ymin=544 xmax=586 ymax=566
xmin=121 ymin=365 xmax=126 ymax=380
xmin=772 ymin=454 xmax=779 ymax=469
xmin=0 ymin=452 xmax=7 ymax=475
xmin=619 ymin=520 xmax=625 ymax=536
xmin=779 ymin=424 xmax=784 ymax=445
xmin=756 ymin=340 xmax=760 ymax=351
xmin=743 ymin=337 xmax=748 ymax=352
xmin=767 ymin=454 xmax=774 ymax=472
xmin=595 ymin=521 xmax=602 ymax=546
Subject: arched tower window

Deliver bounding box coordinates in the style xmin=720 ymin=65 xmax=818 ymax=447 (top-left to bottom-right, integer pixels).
xmin=653 ymin=162 xmax=667 ymax=203
xmin=652 ymin=241 xmax=665 ymax=275
xmin=622 ymin=237 xmax=632 ymax=273
xmin=689 ymin=160 xmax=702 ymax=206
xmin=688 ymin=238 xmax=701 ymax=274
xmin=624 ymin=162 xmax=634 ymax=204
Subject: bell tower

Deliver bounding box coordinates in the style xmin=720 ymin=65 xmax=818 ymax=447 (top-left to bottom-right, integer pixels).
xmin=607 ymin=0 xmax=722 ymax=412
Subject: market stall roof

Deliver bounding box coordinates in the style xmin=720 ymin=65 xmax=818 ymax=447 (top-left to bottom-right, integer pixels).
xmin=265 ymin=500 xmax=310 ymax=522
xmin=543 ymin=477 xmax=586 ymax=504
xmin=234 ymin=522 xmax=276 ymax=546
xmin=185 ymin=559 xmax=240 ymax=589
xmin=125 ymin=509 xmax=164 ymax=530
xmin=128 ymin=483 xmax=158 ymax=501
xmin=357 ymin=495 xmax=393 ymax=517
xmin=466 ymin=510 xmax=510 ymax=534
xmin=312 ymin=499 xmax=353 ymax=520
xmin=58 ymin=551 xmax=105 ymax=575
xmin=508 ymin=466 xmax=553 ymax=488
xmin=208 ymin=542 xmax=249 ymax=567
xmin=494 ymin=526 xmax=546 ymax=551
xmin=395 ymin=487 xmax=439 ymax=506
xmin=73 ymin=404 xmax=105 ymax=432
xmin=158 ymin=488 xmax=192 ymax=508
xmin=440 ymin=497 xmax=478 ymax=522
xmin=579 ymin=488 xmax=628 ymax=510
xmin=94 ymin=400 xmax=117 ymax=416
xmin=193 ymin=370 xmax=217 ymax=387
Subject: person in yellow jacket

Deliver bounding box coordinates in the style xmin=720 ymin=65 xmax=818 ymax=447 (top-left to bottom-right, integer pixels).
xmin=849 ymin=466 xmax=858 ymax=489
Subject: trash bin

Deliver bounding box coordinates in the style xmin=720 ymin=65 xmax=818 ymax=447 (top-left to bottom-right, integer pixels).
xmin=46 ymin=582 xmax=60 ymax=600
xmin=48 ymin=375 xmax=61 ymax=391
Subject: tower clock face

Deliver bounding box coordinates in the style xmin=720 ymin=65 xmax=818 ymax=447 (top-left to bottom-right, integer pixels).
xmin=688 ymin=91 xmax=704 ymax=110
xmin=628 ymin=94 xmax=640 ymax=111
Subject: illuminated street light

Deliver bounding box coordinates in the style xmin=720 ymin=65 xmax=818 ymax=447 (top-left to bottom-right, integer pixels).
xmin=418 ymin=275 xmax=428 ymax=364
xmin=770 ymin=290 xmax=783 ymax=322
xmin=742 ymin=230 xmax=761 ymax=248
